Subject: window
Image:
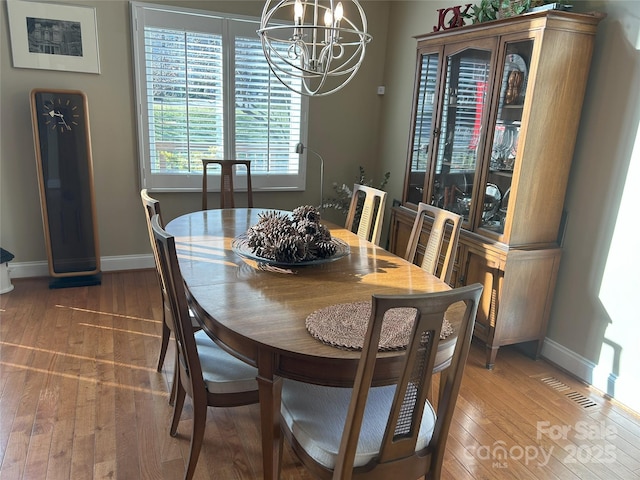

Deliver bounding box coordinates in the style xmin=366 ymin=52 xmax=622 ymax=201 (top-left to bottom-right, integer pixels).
xmin=130 ymin=2 xmax=308 ymax=191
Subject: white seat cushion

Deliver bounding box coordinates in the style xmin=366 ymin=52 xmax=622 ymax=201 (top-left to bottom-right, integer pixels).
xmin=194 ymin=330 xmax=258 ymax=394
xmin=280 ymin=379 xmax=436 ymax=469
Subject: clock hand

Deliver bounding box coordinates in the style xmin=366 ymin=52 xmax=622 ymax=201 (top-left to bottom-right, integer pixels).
xmin=48 ymin=110 xmax=71 ymax=130
xmin=59 ymin=116 xmax=71 ymax=130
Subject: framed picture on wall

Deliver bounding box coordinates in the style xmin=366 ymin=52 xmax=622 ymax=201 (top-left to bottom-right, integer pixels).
xmin=6 ymin=0 xmax=100 ymax=74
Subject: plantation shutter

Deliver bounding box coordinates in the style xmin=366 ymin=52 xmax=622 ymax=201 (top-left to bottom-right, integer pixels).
xmin=131 ymin=2 xmax=307 ymax=191
xmin=231 ymin=19 xmax=303 ymax=178
xmin=144 ymin=27 xmax=224 ymax=175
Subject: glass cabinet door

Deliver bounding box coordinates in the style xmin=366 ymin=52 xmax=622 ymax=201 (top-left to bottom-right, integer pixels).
xmin=480 ymin=39 xmax=534 ymax=235
xmin=406 ymin=51 xmax=440 ymax=205
xmin=431 ymin=46 xmax=492 ymax=224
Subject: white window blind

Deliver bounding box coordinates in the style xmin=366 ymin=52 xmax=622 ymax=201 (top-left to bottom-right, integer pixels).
xmin=131 ymin=2 xmax=308 ymax=192
xmin=411 ymin=52 xmax=440 ymax=173
xmin=232 ymin=20 xmax=303 ymax=178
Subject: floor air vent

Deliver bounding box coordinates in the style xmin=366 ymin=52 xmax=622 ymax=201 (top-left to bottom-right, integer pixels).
xmin=540 ymin=376 xmax=598 ymax=409
xmin=566 ymin=391 xmax=598 ymax=409
xmin=540 ymin=376 xmax=571 ymax=392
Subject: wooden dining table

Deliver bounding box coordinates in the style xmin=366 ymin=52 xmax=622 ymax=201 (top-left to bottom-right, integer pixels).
xmin=165 ymin=208 xmax=459 ymax=479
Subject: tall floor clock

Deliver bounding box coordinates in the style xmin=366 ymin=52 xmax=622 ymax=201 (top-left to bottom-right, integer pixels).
xmin=30 ymin=89 xmax=101 ymax=288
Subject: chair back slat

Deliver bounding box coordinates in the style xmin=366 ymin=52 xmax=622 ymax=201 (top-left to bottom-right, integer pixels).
xmin=202 ymin=159 xmax=253 ymax=210
xmin=404 ymin=202 xmax=462 ymax=285
xmin=345 ymin=184 xmax=387 ymax=245
xmin=140 ymin=189 xmax=164 ymax=284
xmin=379 ymin=310 xmax=440 ymax=462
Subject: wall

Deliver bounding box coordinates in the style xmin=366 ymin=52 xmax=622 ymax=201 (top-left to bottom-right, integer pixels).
xmin=544 ymin=0 xmax=640 ymax=412
xmin=0 ymin=0 xmax=389 ymax=271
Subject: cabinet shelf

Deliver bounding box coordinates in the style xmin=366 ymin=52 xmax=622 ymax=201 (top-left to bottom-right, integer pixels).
xmin=489 ymin=170 xmax=514 ymax=177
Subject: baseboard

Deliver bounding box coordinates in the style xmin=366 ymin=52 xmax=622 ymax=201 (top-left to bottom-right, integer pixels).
xmin=6 ymin=254 xmax=155 ymax=279
xmin=540 ymin=337 xmax=596 ymax=385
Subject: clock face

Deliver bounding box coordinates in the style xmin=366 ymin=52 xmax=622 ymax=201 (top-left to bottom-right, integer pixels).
xmin=41 ymin=95 xmax=82 ymax=133
xmin=30 ymin=90 xmax=91 ymax=192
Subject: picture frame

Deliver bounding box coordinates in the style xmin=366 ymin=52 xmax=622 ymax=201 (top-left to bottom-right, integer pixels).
xmin=6 ymin=0 xmax=100 ymax=74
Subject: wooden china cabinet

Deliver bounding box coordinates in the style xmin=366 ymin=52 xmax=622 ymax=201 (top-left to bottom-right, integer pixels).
xmin=388 ymin=10 xmax=604 ymax=368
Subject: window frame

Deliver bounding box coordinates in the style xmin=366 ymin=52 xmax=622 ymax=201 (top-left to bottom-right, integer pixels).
xmin=130 ymin=1 xmax=309 ymax=192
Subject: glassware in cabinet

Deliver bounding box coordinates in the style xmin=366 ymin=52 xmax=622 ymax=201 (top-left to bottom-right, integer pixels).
xmin=481 ymin=39 xmax=534 ymax=236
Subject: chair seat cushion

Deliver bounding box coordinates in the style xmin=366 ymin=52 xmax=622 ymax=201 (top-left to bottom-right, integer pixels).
xmin=280 ymin=379 xmax=436 ymax=469
xmin=194 ymin=330 xmax=258 ymax=394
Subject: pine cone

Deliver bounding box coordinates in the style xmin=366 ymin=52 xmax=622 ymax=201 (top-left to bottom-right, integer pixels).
xmin=292 ymin=205 xmax=321 ymax=223
xmin=316 ymin=241 xmax=337 ymax=258
xmin=272 ymin=236 xmax=301 ymax=263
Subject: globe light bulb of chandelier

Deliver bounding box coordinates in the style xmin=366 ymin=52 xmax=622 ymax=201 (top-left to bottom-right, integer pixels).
xmin=294 ymin=0 xmax=304 ymax=24
xmin=324 ymin=9 xmax=333 ymax=27
xmin=335 ymin=2 xmax=343 ymax=22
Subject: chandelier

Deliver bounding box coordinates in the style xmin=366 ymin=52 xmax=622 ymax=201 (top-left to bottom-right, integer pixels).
xmin=257 ymin=0 xmax=372 ymax=97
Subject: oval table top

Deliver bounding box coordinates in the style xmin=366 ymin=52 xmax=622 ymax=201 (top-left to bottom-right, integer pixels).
xmin=166 ymin=208 xmax=458 ymax=386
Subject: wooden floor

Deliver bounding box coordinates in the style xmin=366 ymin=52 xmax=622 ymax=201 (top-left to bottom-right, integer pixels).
xmin=1 ymin=270 xmax=639 ymax=480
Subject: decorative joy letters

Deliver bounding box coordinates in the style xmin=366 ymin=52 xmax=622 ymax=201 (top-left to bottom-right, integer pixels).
xmin=433 ymin=4 xmax=472 ymax=32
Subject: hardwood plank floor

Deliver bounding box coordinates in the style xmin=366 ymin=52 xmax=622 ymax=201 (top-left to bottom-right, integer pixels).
xmin=1 ymin=270 xmax=638 ymax=479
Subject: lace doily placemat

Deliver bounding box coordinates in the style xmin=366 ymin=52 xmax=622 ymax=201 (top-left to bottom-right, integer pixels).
xmin=305 ymin=301 xmax=454 ymax=351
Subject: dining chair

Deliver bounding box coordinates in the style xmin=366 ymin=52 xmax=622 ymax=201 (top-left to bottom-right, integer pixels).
xmin=202 ymin=159 xmax=253 ymax=210
xmin=345 ymin=184 xmax=387 ymax=246
xmin=151 ymin=214 xmax=260 ymax=480
xmin=140 ymin=189 xmax=172 ymax=372
xmin=404 ymin=202 xmax=462 ymax=285
xmin=278 ymin=283 xmax=483 ymax=480
xmin=140 ymin=189 xmax=200 ymax=405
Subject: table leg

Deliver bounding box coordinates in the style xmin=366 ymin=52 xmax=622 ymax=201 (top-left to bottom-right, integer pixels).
xmin=256 ymin=352 xmax=282 ymax=480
